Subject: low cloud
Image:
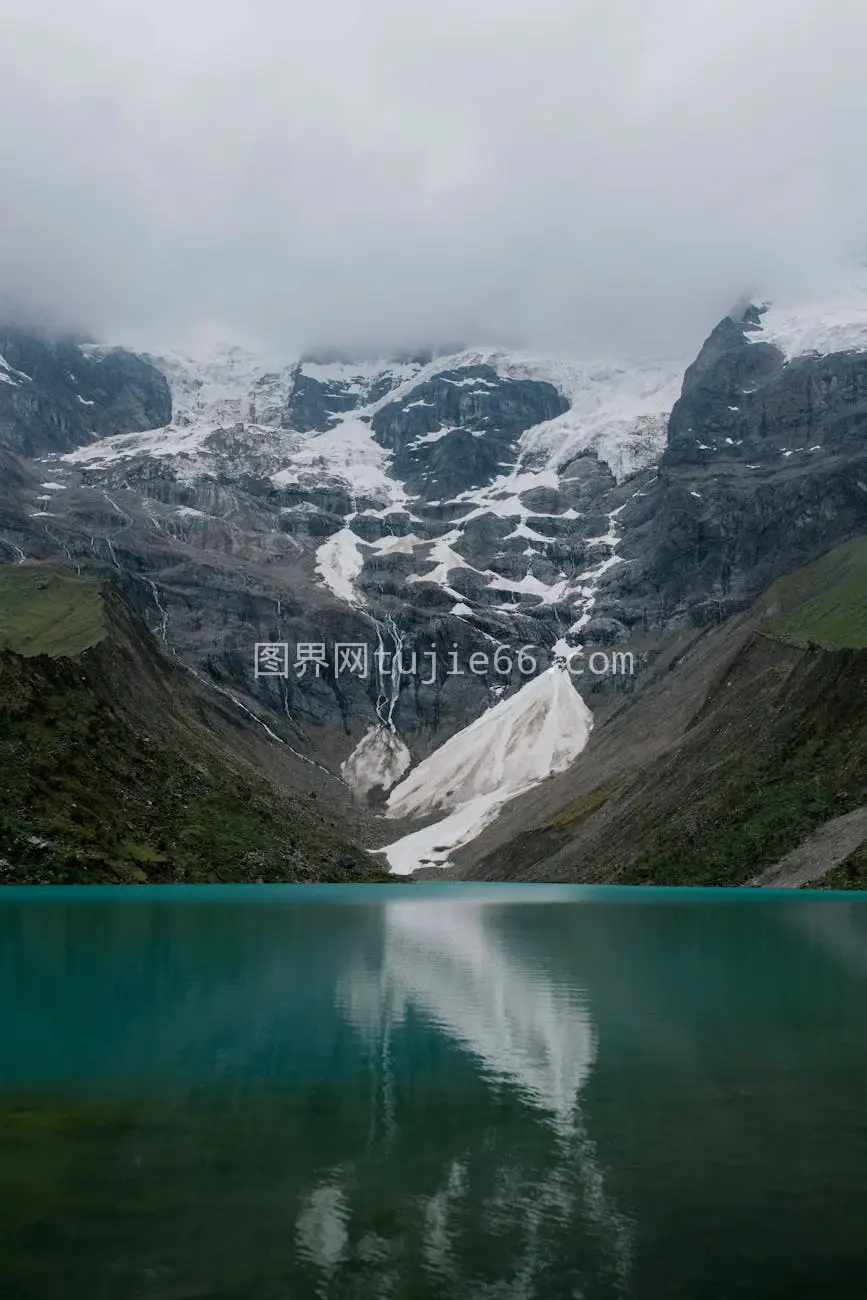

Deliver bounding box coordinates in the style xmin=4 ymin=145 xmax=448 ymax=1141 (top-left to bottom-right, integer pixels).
xmin=2 ymin=0 xmax=865 ymax=359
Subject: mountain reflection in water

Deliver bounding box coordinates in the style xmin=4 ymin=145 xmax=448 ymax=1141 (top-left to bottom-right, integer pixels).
xmin=0 ymin=885 xmax=866 ymax=1300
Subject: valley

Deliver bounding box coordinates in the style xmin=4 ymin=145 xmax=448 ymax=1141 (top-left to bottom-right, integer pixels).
xmin=3 ymin=270 xmax=867 ymax=883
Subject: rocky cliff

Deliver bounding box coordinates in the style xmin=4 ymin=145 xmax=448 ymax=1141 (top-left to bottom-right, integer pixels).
xmin=2 ymin=271 xmax=867 ymax=877
xmin=0 ymin=327 xmax=171 ymax=457
xmin=603 ymin=302 xmax=867 ymax=630
xmin=454 ymin=537 xmax=867 ymax=887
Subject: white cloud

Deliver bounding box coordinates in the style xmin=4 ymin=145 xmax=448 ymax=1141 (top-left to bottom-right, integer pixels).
xmin=1 ymin=0 xmax=864 ymax=357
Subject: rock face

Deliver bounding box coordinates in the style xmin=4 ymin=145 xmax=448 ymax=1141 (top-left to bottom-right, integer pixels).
xmin=0 ymin=328 xmax=171 ymax=457
xmin=370 ymin=365 xmax=569 ymax=500
xmin=0 ymin=341 xmax=672 ymax=790
xmin=2 ymin=274 xmax=867 ymax=875
xmin=455 ymin=536 xmax=867 ymax=887
xmin=602 ymin=303 xmax=867 ymax=630
xmin=281 ymin=350 xmax=435 ymax=432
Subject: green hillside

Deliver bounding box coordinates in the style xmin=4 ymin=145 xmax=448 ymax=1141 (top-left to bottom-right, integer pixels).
xmin=762 ymin=535 xmax=867 ymax=651
xmin=0 ymin=565 xmax=387 ymax=884
xmin=468 ymin=536 xmax=867 ymax=889
xmin=0 ymin=567 xmax=106 ymax=658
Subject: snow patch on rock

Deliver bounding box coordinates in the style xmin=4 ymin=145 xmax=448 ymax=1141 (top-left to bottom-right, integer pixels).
xmin=364 ymin=347 xmax=686 ymax=481
xmin=272 ymin=416 xmax=410 ymax=511
xmin=341 ymin=726 xmax=412 ymax=800
xmin=749 ymin=267 xmax=867 ymax=359
xmin=381 ymin=666 xmax=593 ymax=873
xmin=0 ymin=354 xmax=32 ymax=386
xmin=316 ymin=526 xmax=366 ymax=605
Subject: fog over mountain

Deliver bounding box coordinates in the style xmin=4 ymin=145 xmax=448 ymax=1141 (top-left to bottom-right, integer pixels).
xmin=1 ymin=0 xmax=866 ymax=357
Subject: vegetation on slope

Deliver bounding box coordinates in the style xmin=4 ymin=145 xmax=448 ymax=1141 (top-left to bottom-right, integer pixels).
xmin=761 ymin=534 xmax=867 ymax=651
xmin=817 ymin=839 xmax=867 ymax=890
xmin=614 ymin=644 xmax=867 ymax=887
xmin=0 ymin=565 xmax=387 ymax=884
xmin=0 ymin=567 xmax=106 ymax=658
xmin=472 ymin=537 xmax=867 ymax=888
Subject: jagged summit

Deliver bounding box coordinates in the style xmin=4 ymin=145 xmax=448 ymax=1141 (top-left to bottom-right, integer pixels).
xmin=743 ymin=266 xmax=867 ymax=358
xmin=4 ymin=268 xmax=867 ymax=876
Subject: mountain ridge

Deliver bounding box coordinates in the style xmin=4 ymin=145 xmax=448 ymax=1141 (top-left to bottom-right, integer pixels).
xmin=3 ymin=271 xmax=867 ymax=877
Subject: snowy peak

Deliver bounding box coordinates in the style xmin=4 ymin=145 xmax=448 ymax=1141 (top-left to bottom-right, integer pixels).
xmin=53 ymin=339 xmax=683 ymax=639
xmin=746 ymin=266 xmax=867 ymax=359
xmin=62 ymin=344 xmax=302 ymax=480
xmin=282 ymin=346 xmax=687 ymax=483
xmin=136 ymin=344 xmax=295 ymax=434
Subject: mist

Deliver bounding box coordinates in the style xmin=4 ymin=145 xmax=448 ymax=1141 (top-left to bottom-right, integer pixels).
xmin=1 ymin=0 xmax=865 ymax=360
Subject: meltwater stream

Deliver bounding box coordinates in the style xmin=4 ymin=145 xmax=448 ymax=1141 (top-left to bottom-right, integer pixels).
xmin=1 ymin=885 xmax=866 ymax=1299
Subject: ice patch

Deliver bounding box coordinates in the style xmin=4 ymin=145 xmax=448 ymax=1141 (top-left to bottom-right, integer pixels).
xmin=382 ymin=794 xmax=508 ymax=875
xmin=406 ymin=530 xmax=474 ymax=593
xmin=298 ymin=357 xmax=420 ymax=392
xmin=381 ymin=666 xmax=593 ymax=873
xmin=368 ymin=532 xmax=424 ymax=556
xmin=341 ymin=726 xmax=412 ymax=800
xmin=407 ymin=425 xmax=457 ymax=448
xmin=315 ymin=527 xmax=366 ymax=605
xmin=0 ymin=354 xmax=32 ymax=386
xmin=272 ymin=417 xmax=409 ymax=512
xmin=749 ymin=267 xmax=867 ymax=358
xmin=486 ymin=571 xmax=569 ymax=601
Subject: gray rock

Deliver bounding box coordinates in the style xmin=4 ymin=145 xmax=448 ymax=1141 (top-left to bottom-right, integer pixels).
xmin=0 ymin=328 xmax=170 ymax=457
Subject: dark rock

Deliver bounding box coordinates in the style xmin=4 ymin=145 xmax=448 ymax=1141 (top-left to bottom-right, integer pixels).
xmin=371 ymin=366 xmax=568 ymax=500
xmin=600 ymin=307 xmax=867 ymax=630
xmin=0 ymin=328 xmax=171 ymax=457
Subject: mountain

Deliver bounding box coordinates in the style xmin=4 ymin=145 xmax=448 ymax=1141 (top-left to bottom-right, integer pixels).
xmin=0 ymin=326 xmax=171 ymax=457
xmin=2 ymin=268 xmax=867 ymax=879
xmin=0 ymin=565 xmax=383 ymax=883
xmin=450 ymin=536 xmax=867 ymax=888
xmin=0 ymin=335 xmax=687 ymax=801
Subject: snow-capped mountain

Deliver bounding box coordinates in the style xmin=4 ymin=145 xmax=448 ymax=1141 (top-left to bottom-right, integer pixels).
xmin=4 ymin=269 xmax=867 ymax=873
xmin=57 ymin=342 xmax=683 ymax=623
xmin=746 ymin=266 xmax=867 ymax=359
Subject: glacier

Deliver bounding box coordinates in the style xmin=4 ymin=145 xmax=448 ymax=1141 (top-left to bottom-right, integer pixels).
xmin=381 ymin=665 xmax=593 ymax=874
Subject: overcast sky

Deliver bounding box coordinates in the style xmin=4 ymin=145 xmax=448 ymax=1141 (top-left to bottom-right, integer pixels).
xmin=1 ymin=0 xmax=865 ymax=359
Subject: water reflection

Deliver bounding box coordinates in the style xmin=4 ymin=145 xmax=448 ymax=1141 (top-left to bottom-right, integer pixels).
xmin=333 ymin=898 xmax=634 ymax=1296
xmin=1 ymin=889 xmax=867 ymax=1300
xmin=340 ymin=899 xmax=597 ymax=1130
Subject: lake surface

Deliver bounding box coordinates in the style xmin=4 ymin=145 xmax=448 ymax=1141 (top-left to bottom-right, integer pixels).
xmin=1 ymin=885 xmax=866 ymax=1299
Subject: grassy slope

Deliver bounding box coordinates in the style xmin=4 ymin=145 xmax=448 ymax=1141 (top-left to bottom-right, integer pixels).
xmin=762 ymin=535 xmax=867 ymax=651
xmin=471 ymin=537 xmax=867 ymax=888
xmin=0 ymin=567 xmax=106 ymax=658
xmin=0 ymin=565 xmax=389 ymax=884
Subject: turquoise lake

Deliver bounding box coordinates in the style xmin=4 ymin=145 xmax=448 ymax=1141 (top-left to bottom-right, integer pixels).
xmin=1 ymin=884 xmax=866 ymax=1298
